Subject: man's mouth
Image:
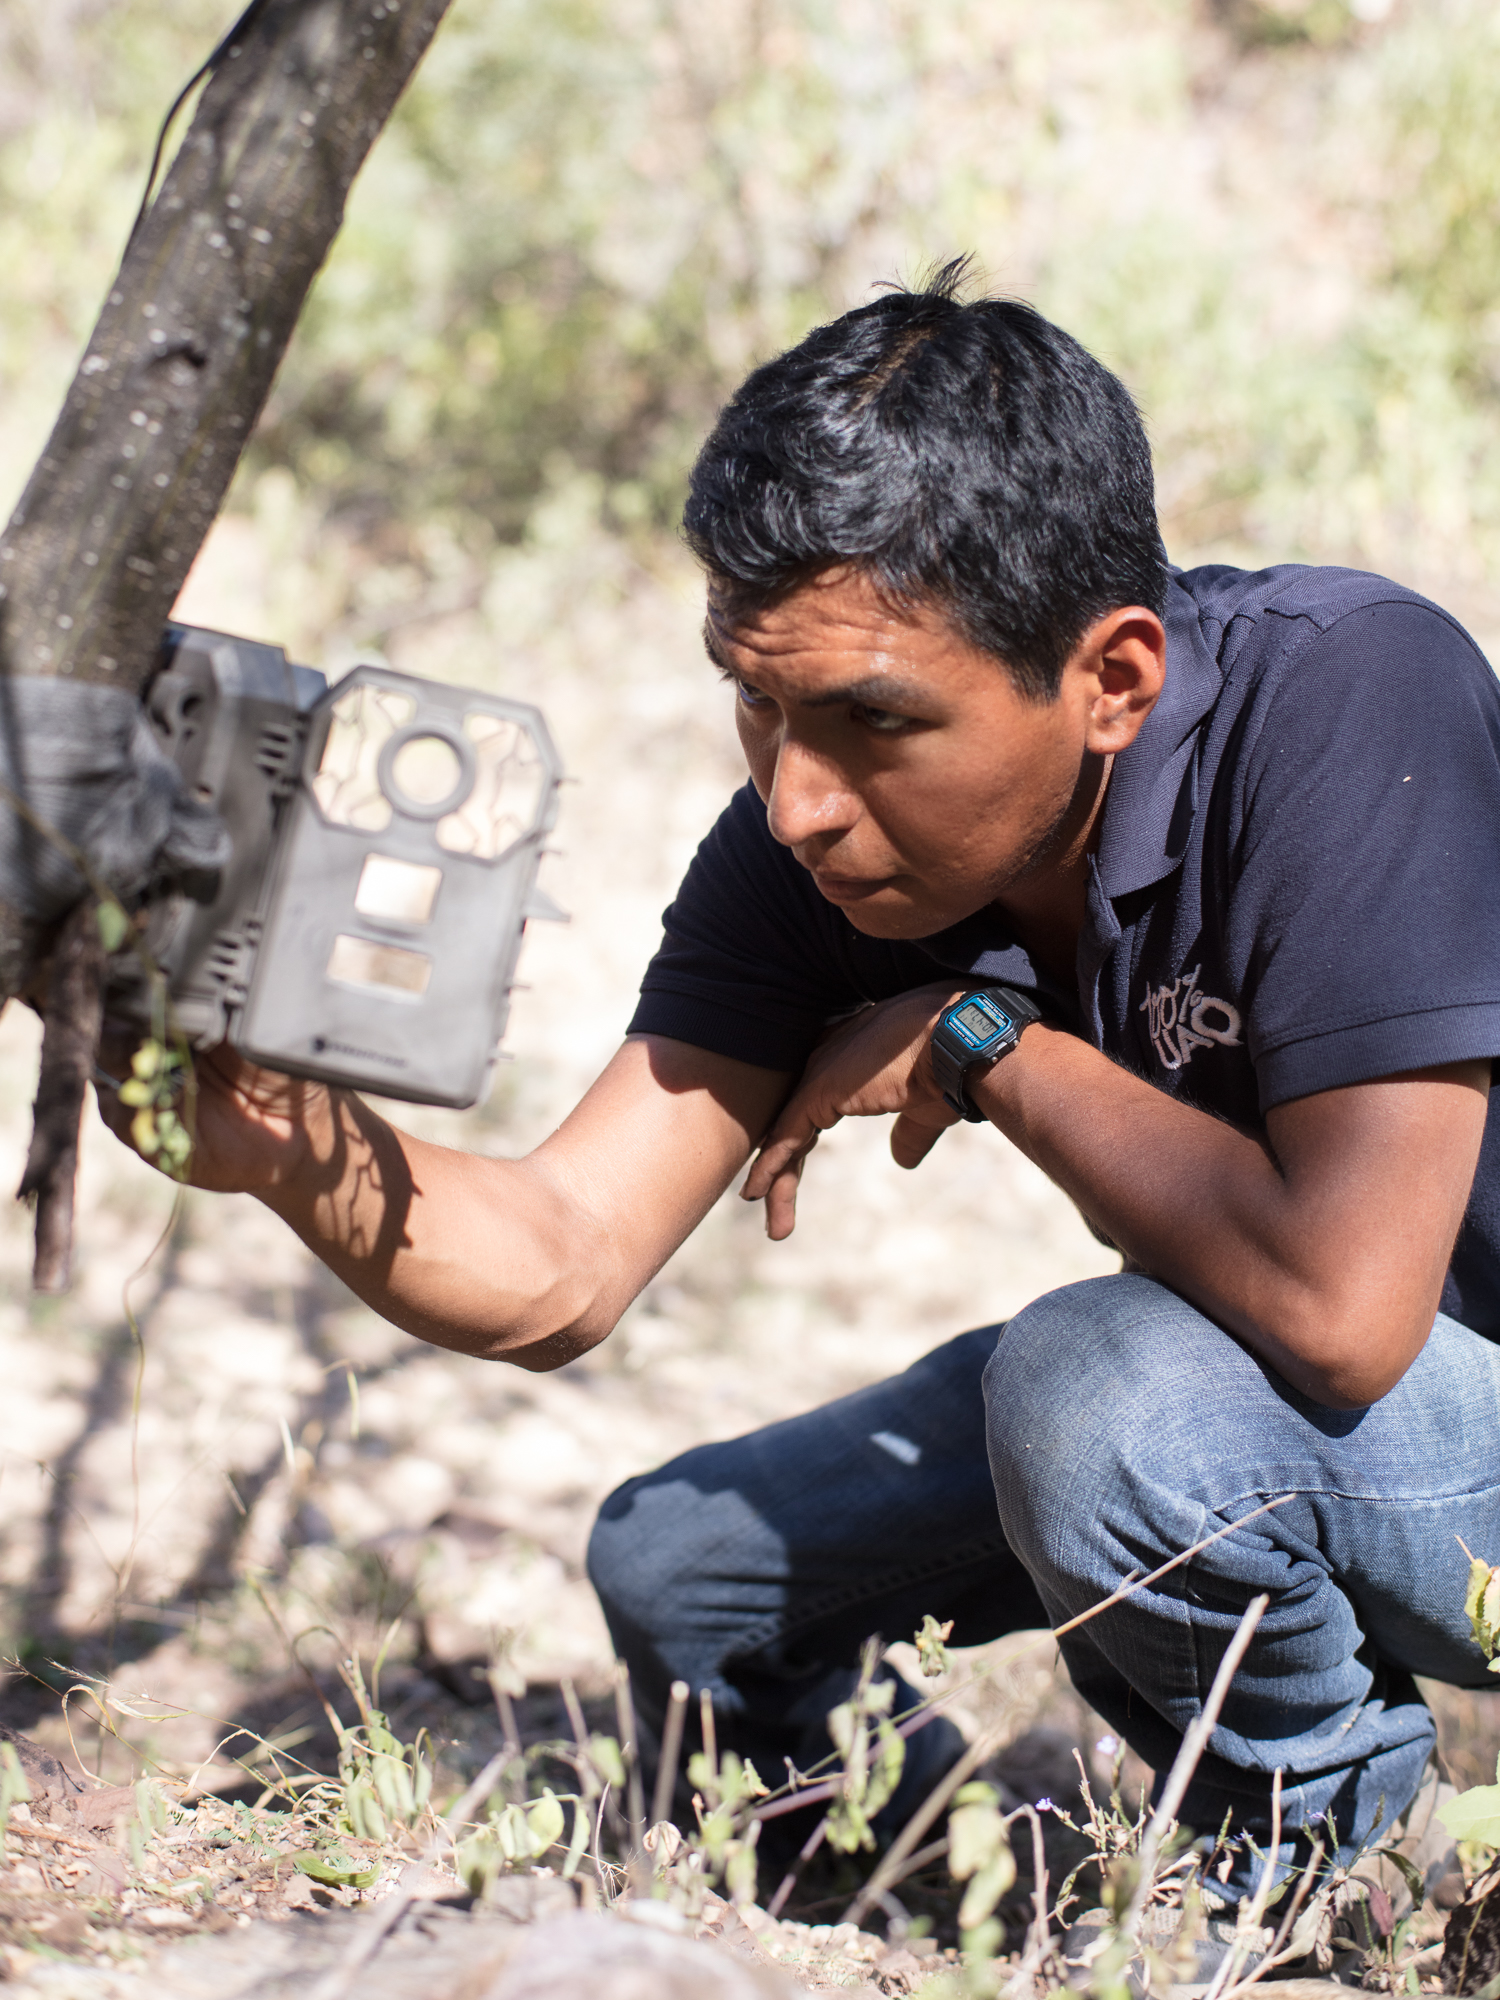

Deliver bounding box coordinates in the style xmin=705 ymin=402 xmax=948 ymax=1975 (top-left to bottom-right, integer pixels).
xmin=810 ymin=869 xmax=894 ymax=905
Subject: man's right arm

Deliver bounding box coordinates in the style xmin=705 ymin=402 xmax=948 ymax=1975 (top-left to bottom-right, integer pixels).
xmin=121 ymin=1034 xmax=791 ymax=1369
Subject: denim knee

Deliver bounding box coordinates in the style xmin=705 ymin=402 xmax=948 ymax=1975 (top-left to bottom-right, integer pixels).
xmin=586 ymin=1469 xmax=697 ymax=1658
xmin=982 ymin=1273 xmax=1235 ymax=1593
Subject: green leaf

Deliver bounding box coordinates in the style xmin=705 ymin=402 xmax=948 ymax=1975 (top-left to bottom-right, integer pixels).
xmin=826 ymin=1700 xmax=857 ymax=1764
xmin=958 ymin=1848 xmax=1017 ymax=1930
xmin=371 ymin=1749 xmax=415 ymax=1824
xmin=455 ymin=1831 xmax=500 ymax=1896
xmin=950 ymin=1794 xmax=1007 ymax=1880
xmin=1438 ymin=1783 xmax=1500 ymax=1845
xmin=725 ymin=1838 xmax=758 ymax=1907
xmin=493 ymin=1803 xmax=536 ymax=1861
xmin=343 ymin=1773 xmax=388 ymax=1845
xmin=295 ymin=1851 xmax=381 ymax=1889
xmin=824 ymin=1796 xmax=874 ymax=1853
xmin=1375 ymin=1846 xmax=1429 ymax=1908
xmin=589 ymin=1734 xmax=626 ymax=1790
xmin=95 ymin=900 xmax=130 ymax=953
xmin=526 ymin=1789 xmax=566 ymax=1853
xmin=864 ymin=1719 xmax=905 ymax=1823
xmin=960 ymin=1916 xmax=1004 ymax=1964
xmin=0 ymin=1743 xmax=32 ymax=1811
xmin=1467 ymin=1558 xmax=1500 ymax=1658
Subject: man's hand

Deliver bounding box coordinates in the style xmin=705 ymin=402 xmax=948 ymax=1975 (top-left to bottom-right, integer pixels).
xmin=743 ymin=989 xmax=1490 ymax=1408
xmin=96 ymin=1030 xmax=331 ymax=1196
xmin=742 ymin=984 xmax=965 ymax=1239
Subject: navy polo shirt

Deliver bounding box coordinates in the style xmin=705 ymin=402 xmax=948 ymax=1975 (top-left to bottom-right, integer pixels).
xmin=629 ymin=565 xmax=1500 ymax=1340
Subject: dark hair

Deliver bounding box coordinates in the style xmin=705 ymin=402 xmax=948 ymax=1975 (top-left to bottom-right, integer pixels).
xmin=683 ymin=260 xmax=1169 ymax=699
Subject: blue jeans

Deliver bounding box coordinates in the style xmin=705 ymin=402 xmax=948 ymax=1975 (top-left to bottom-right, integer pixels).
xmin=588 ymin=1275 xmax=1500 ymax=1866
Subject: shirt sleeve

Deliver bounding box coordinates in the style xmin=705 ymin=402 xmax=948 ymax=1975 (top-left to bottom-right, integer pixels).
xmin=1230 ymin=600 xmax=1500 ymax=1110
xmin=627 ymin=782 xmax=869 ymax=1071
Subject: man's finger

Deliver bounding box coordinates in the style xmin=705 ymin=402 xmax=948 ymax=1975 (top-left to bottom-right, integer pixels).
xmin=764 ymin=1161 xmax=802 ymax=1239
xmin=890 ymin=1109 xmax=952 ymax=1171
xmin=742 ymin=1125 xmax=819 ymax=1202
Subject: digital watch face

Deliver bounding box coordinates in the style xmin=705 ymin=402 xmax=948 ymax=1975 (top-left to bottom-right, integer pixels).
xmin=950 ymin=997 xmax=1013 ymax=1049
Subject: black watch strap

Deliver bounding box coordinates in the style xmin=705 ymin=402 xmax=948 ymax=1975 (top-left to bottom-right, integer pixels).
xmin=929 ymin=985 xmax=1043 ymax=1122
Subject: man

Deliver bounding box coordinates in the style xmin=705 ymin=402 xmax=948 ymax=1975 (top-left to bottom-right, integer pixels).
xmin=125 ymin=267 xmax=1500 ymax=1887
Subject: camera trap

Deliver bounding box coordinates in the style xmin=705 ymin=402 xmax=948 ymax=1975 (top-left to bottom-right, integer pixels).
xmin=110 ymin=624 xmax=564 ymax=1108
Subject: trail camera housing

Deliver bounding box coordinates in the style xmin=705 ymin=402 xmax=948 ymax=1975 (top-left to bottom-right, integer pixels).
xmin=116 ymin=625 xmax=564 ymax=1108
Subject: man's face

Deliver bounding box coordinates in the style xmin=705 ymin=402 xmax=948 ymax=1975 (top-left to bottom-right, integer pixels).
xmin=706 ymin=568 xmax=1127 ymax=940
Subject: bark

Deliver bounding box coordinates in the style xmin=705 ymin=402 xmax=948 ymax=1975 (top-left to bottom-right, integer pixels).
xmin=0 ymin=0 xmax=455 ymax=1278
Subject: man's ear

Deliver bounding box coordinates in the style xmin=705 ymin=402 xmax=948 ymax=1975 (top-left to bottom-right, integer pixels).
xmin=1072 ymin=606 xmax=1166 ymax=755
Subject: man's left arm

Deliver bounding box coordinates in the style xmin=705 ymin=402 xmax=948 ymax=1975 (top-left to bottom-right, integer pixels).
xmin=969 ymin=1026 xmax=1489 ymax=1409
xmin=740 ymin=984 xmax=1490 ymax=1410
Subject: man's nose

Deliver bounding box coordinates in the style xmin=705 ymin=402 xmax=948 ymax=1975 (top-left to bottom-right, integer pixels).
xmin=765 ymin=738 xmax=858 ymax=849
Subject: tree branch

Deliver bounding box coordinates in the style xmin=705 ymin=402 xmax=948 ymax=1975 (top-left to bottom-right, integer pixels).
xmin=0 ymin=0 xmax=455 ymax=1279
xmin=18 ymin=904 xmax=106 ymax=1293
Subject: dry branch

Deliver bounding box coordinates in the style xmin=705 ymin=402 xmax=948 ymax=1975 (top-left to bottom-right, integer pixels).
xmin=17 ymin=904 xmax=107 ymax=1292
xmin=0 ymin=0 xmax=455 ymax=1281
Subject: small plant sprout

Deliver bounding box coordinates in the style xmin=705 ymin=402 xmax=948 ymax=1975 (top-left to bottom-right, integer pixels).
xmin=1438 ymin=1547 xmax=1500 ymax=1846
xmin=0 ymin=1742 xmax=32 ymax=1856
xmin=1463 ymin=1547 xmax=1500 ymax=1671
xmin=823 ymin=1638 xmax=907 ymax=1856
xmin=915 ymin=1613 xmax=956 ymax=1679
xmin=947 ymin=1779 xmax=1017 ymax=1961
xmin=116 ymin=1035 xmax=193 ymax=1177
xmin=329 ymin=1656 xmax=433 ymax=1847
xmin=455 ymin=1789 xmax=584 ymax=1896
xmin=685 ymin=1739 xmax=768 ymax=1907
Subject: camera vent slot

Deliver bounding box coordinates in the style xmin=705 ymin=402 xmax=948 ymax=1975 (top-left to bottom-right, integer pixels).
xmin=204 ymin=929 xmax=249 ymax=996
xmin=254 ymin=720 xmax=301 ymax=787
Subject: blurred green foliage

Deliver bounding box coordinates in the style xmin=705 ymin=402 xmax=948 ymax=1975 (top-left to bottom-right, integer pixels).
xmin=2 ymin=0 xmax=1500 ymax=595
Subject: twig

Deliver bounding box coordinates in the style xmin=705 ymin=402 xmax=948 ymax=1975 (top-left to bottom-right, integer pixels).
xmin=305 ymin=1744 xmax=512 ymax=2000
xmin=767 ymin=1819 xmax=828 ymax=1921
xmin=560 ymin=1677 xmax=590 ymax=1761
xmin=18 ymin=902 xmax=105 ymax=1291
xmin=614 ymin=1661 xmax=646 ymax=1859
xmin=651 ymin=1679 xmax=689 ymax=1832
xmin=1119 ymin=1594 xmax=1269 ymax=1945
xmin=885 ymin=1833 xmax=950 ymax=1883
xmin=1200 ymin=1767 xmax=1281 ymax=2000
xmin=485 ymin=1669 xmax=523 ymax=1802
xmin=701 ymin=1685 xmax=717 ymax=1772
xmin=1008 ymin=1801 xmax=1052 ymax=1993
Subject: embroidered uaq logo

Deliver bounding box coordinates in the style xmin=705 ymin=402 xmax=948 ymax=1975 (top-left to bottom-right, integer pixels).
xmin=1140 ymin=964 xmax=1243 ymax=1071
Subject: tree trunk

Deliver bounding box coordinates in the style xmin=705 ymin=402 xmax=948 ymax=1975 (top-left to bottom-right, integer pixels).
xmin=0 ymin=0 xmax=454 ymax=1281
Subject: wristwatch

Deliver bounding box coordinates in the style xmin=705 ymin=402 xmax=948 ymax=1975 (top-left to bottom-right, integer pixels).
xmin=929 ymin=986 xmax=1042 ymax=1122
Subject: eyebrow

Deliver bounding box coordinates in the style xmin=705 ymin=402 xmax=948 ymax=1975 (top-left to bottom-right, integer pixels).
xmin=701 ymin=622 xmax=929 ymax=710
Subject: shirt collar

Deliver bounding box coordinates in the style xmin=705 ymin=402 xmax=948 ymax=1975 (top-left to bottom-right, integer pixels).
xmin=1092 ymin=572 xmax=1224 ymax=900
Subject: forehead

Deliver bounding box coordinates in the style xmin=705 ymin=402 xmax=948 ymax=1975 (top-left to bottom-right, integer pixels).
xmin=705 ymin=571 xmax=990 ymax=698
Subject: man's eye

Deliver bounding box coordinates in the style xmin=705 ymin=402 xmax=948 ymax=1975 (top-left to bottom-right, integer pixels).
xmin=852 ymin=703 xmax=908 ymax=733
xmin=729 ymin=677 xmax=771 ymax=708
